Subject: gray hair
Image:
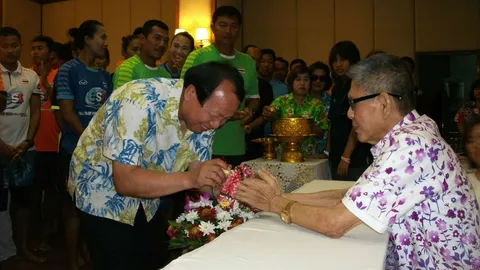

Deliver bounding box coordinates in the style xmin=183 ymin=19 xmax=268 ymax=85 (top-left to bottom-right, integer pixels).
xmin=346 ymin=54 xmax=415 ymax=115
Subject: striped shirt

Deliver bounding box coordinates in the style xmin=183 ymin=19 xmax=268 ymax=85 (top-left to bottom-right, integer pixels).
xmin=112 ymin=55 xmax=171 ymax=90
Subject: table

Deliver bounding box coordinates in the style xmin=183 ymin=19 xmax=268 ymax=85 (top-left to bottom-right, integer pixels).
xmin=163 ymin=180 xmax=389 ymax=270
xmin=242 ymin=158 xmax=331 ymax=192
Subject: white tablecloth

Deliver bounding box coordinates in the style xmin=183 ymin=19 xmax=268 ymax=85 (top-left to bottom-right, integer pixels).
xmin=242 ymin=158 xmax=331 ymax=192
xmin=163 ymin=180 xmax=389 ymax=270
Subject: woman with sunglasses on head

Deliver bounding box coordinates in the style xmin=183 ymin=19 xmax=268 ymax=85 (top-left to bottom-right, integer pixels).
xmin=308 ymin=61 xmax=333 ymax=154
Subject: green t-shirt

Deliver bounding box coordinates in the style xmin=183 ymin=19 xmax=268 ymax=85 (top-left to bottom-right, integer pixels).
xmin=271 ymin=93 xmax=329 ymax=155
xmin=181 ymin=45 xmax=259 ymax=156
xmin=113 ymin=55 xmax=171 ymax=89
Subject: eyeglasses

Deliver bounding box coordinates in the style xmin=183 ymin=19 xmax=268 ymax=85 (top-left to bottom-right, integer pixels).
xmin=348 ymin=93 xmax=402 ymax=110
xmin=311 ymin=75 xmax=328 ymax=82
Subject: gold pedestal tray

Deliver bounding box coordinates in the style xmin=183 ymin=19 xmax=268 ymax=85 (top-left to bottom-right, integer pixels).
xmin=271 ymin=134 xmax=313 ymax=163
xmin=251 ymin=137 xmax=278 ymax=160
xmin=272 ymin=118 xmax=315 ymax=163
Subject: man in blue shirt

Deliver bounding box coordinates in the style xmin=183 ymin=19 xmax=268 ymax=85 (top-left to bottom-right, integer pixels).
xmin=258 ymin=49 xmax=289 ymax=137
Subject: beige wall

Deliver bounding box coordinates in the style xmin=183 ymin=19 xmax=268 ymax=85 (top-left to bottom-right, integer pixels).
xmin=2 ymin=0 xmax=41 ymax=67
xmin=236 ymin=0 xmax=480 ymax=65
xmin=41 ymin=0 xmax=178 ymax=72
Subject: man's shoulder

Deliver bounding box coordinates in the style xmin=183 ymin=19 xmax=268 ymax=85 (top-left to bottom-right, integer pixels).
xmin=114 ymin=77 xmax=178 ymax=103
xmin=187 ymin=46 xmax=217 ymax=63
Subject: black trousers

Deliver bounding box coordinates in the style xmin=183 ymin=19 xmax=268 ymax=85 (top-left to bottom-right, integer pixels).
xmin=80 ymin=205 xmax=166 ymax=270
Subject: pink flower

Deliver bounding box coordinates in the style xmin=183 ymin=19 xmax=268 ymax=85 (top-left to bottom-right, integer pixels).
xmin=349 ymin=187 xmax=362 ymax=201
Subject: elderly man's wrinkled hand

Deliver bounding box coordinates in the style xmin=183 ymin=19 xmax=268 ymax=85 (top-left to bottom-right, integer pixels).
xmin=235 ymin=168 xmax=282 ymax=212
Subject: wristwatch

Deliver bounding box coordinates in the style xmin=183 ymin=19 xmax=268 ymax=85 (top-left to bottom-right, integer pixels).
xmin=280 ymin=200 xmax=297 ymax=224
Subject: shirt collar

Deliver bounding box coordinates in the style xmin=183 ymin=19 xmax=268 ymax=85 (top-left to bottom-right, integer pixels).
xmin=0 ymin=61 xmax=22 ymax=74
xmin=371 ymin=110 xmax=420 ymax=158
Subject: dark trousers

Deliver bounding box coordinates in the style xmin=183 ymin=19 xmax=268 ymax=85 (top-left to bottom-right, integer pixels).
xmin=80 ymin=205 xmax=166 ymax=270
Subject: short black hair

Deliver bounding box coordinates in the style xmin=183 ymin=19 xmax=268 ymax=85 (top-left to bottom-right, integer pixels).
xmin=328 ymin=41 xmax=360 ymax=73
xmin=0 ymin=27 xmax=21 ymax=41
xmin=242 ymin=44 xmax=258 ymax=53
xmin=69 ymin=20 xmax=103 ymax=50
xmin=184 ymin=61 xmax=245 ymax=105
xmin=52 ymin=42 xmax=73 ymax=62
xmin=401 ymin=56 xmax=415 ymax=72
xmin=172 ymin=31 xmax=195 ymax=53
xmin=286 ymin=65 xmax=311 ymax=90
xmin=260 ymin=49 xmax=276 ymax=61
xmin=309 ymin=61 xmax=332 ymax=90
xmin=276 ymin=57 xmax=289 ymax=69
xmin=290 ymin=59 xmax=307 ymax=71
xmin=142 ymin=20 xmax=169 ymax=37
xmin=32 ymin=35 xmax=54 ymax=52
xmin=212 ymin=6 xmax=242 ymax=25
xmin=133 ymin=27 xmax=143 ymax=36
xmin=121 ymin=34 xmax=139 ymax=53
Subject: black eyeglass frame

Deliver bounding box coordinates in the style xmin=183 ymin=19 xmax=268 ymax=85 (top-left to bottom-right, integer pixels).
xmin=348 ymin=93 xmax=402 ymax=108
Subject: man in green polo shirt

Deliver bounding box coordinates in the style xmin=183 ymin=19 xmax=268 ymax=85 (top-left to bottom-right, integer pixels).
xmin=181 ymin=6 xmax=259 ymax=166
xmin=113 ymin=20 xmax=171 ymax=89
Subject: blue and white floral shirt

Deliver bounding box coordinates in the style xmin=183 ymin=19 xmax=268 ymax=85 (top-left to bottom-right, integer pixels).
xmin=343 ymin=110 xmax=480 ymax=269
xmin=69 ymin=78 xmax=214 ymax=225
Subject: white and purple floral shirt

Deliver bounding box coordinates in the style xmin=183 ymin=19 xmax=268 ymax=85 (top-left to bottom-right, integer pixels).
xmin=342 ymin=110 xmax=480 ymax=270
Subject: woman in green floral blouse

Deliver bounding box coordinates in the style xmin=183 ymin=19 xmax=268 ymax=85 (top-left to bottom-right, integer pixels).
xmin=263 ymin=65 xmax=329 ymax=155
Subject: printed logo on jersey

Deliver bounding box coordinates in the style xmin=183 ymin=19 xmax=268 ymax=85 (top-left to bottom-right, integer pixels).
xmin=40 ymin=89 xmax=48 ymax=105
xmin=6 ymin=91 xmax=24 ymax=110
xmin=237 ymin=68 xmax=245 ymax=74
xmin=79 ymin=79 xmax=88 ymax=85
xmin=85 ymin=87 xmax=107 ymax=109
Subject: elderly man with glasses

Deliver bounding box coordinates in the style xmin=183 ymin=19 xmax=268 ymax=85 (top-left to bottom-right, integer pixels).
xmin=236 ymin=54 xmax=480 ymax=269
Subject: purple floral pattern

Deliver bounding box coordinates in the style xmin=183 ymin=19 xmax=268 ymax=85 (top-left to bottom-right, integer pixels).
xmin=343 ymin=110 xmax=480 ymax=270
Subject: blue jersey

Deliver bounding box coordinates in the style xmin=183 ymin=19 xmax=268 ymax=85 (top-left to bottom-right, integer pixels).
xmin=55 ymin=58 xmax=112 ymax=153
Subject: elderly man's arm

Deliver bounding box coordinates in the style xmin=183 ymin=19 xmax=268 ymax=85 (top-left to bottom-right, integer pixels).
xmin=282 ymin=188 xmax=349 ymax=207
xmin=270 ymin=196 xmax=363 ymax=238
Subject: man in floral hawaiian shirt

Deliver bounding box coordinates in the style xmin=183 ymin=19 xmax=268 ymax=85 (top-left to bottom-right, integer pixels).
xmin=69 ymin=62 xmax=245 ymax=270
xmin=236 ymin=54 xmax=480 ymax=269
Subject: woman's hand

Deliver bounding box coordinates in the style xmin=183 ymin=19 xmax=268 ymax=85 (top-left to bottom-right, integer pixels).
xmin=235 ymin=168 xmax=282 ymax=212
xmin=337 ymin=159 xmax=350 ymax=176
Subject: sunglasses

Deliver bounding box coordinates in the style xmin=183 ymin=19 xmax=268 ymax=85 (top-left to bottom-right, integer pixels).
xmin=311 ymin=75 xmax=329 ymax=82
xmin=348 ymin=93 xmax=402 ymax=109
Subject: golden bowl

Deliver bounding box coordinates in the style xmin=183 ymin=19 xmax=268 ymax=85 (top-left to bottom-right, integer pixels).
xmin=272 ymin=118 xmax=314 ymax=137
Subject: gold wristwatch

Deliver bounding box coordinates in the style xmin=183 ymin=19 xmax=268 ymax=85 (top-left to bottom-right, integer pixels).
xmin=280 ymin=200 xmax=297 ymax=224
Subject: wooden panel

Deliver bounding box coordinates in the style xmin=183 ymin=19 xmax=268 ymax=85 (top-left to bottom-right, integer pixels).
xmin=131 ymin=0 xmax=162 ymax=32
xmin=374 ymin=0 xmax=414 ymax=57
xmin=216 ymin=0 xmax=242 ymax=50
xmin=42 ymin=0 xmax=75 ymax=42
xmin=102 ymin=0 xmax=130 ymax=73
xmin=2 ymin=0 xmax=41 ymax=67
xmin=334 ymin=0 xmax=374 ymax=58
xmin=415 ymin=0 xmax=480 ymax=52
xmin=161 ymin=0 xmax=177 ymax=33
xmin=74 ymin=0 xmax=103 ymax=26
xmin=243 ymin=0 xmax=297 ymax=61
xmin=297 ymin=0 xmax=334 ymax=65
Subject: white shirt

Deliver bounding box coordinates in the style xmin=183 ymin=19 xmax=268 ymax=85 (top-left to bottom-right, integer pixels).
xmin=0 ymin=62 xmax=41 ymax=146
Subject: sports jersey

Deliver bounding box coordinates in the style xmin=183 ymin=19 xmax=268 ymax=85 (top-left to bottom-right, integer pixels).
xmin=113 ymin=55 xmax=171 ymax=89
xmin=180 ymin=45 xmax=259 ymax=156
xmin=0 ymin=62 xmax=41 ymax=147
xmin=55 ymin=58 xmax=112 ymax=153
xmin=30 ymin=67 xmax=59 ymax=152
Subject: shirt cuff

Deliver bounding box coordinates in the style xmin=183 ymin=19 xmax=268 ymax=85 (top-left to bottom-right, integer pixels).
xmin=246 ymin=95 xmax=260 ymax=99
xmin=342 ymin=197 xmax=388 ymax=234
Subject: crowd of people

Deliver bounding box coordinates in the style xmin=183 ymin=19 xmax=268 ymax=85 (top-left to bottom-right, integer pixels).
xmin=0 ymin=4 xmax=479 ymax=270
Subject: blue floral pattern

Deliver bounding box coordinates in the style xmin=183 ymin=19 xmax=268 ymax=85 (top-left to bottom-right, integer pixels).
xmin=69 ymin=78 xmax=214 ymax=225
xmin=342 ymin=110 xmax=480 ymax=269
